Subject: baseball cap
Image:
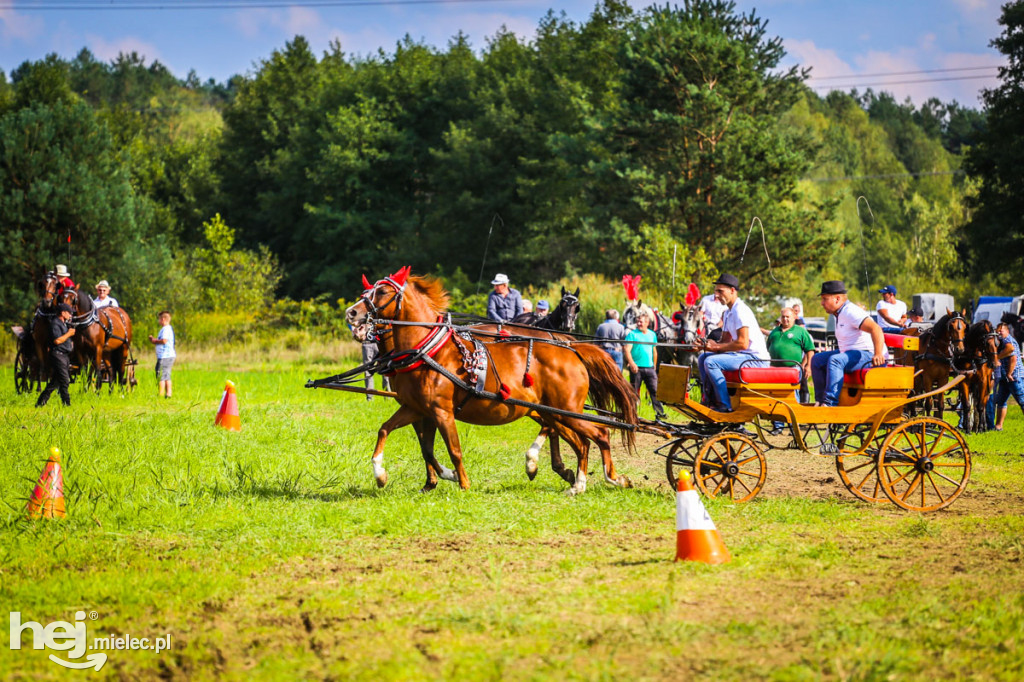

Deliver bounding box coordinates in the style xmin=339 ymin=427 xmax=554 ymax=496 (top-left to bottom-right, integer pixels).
xmin=878 ymin=285 xmax=897 ymax=295
xmin=536 ymin=300 xmax=550 ymax=310
xmin=57 ymin=303 xmax=73 ymax=314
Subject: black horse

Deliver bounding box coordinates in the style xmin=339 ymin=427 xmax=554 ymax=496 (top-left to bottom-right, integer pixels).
xmin=512 ymin=287 xmax=580 ymax=332
xmin=1000 ymin=311 xmax=1024 ymax=346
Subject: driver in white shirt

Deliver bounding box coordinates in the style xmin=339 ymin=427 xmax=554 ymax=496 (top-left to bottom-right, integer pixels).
xmin=812 ymin=280 xmax=887 ymax=406
xmin=93 ymin=280 xmax=118 ymax=309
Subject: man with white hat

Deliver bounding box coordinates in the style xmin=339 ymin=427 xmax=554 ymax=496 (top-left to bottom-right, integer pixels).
xmin=486 ymin=273 xmax=523 ymax=323
xmin=52 ymin=264 xmax=75 ymax=296
xmin=94 ymin=280 xmax=119 ymax=309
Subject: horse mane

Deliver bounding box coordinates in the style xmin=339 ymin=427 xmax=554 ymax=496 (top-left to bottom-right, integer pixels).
xmin=932 ymin=313 xmax=951 ymax=337
xmin=966 ymin=320 xmax=993 ymax=345
xmin=408 ymin=275 xmax=450 ymax=314
xmin=76 ymin=287 xmax=94 ymax=314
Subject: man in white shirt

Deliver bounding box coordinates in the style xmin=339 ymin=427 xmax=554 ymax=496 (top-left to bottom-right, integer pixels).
xmin=93 ymin=280 xmax=118 ymax=309
xmin=700 ymin=292 xmax=727 ymax=341
xmin=812 ymin=280 xmax=887 ymax=406
xmin=875 ymin=285 xmax=907 ymax=332
xmin=696 ymin=273 xmax=770 ymax=412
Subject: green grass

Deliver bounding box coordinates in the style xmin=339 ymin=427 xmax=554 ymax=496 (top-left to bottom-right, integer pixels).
xmin=1 ymin=361 xmax=1023 ymax=680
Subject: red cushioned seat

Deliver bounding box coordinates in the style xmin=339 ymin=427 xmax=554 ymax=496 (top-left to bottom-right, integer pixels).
xmin=722 ymin=367 xmax=801 ymax=384
xmin=844 ymin=368 xmax=873 ymax=385
xmin=883 ymin=332 xmax=910 ymax=349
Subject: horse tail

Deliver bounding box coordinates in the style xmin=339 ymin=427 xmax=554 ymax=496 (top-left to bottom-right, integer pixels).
xmin=576 ymin=343 xmax=638 ymax=453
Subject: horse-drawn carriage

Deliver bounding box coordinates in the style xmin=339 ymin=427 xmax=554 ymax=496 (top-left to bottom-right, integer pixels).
xmin=312 ymin=268 xmax=973 ymax=513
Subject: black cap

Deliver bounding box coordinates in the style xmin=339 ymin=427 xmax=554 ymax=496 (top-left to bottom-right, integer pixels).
xmin=712 ymin=273 xmax=740 ymax=290
xmin=57 ymin=303 xmax=73 ymax=314
xmin=909 ymin=307 xmax=924 ymax=317
xmin=819 ymin=280 xmax=847 ymax=295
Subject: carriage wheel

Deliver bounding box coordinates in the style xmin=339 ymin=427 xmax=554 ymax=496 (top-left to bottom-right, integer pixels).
xmin=877 ymin=417 xmax=971 ymax=512
xmin=693 ymin=433 xmax=767 ymax=503
xmin=834 ymin=424 xmax=888 ymax=504
xmin=664 ymin=435 xmax=702 ymax=489
xmin=13 ymin=347 xmax=31 ymax=394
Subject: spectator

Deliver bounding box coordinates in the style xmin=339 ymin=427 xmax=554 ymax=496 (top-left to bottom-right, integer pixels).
xmin=595 ymin=309 xmax=627 ymax=369
xmin=696 ymin=273 xmax=770 ymax=412
xmin=536 ymin=300 xmax=550 ymax=318
xmin=792 ymin=301 xmax=807 ymax=327
xmin=521 ymin=299 xmax=533 ymax=314
xmin=700 ymin=292 xmax=727 ymax=342
xmin=812 ymin=281 xmax=887 ymax=406
xmin=876 ymin=285 xmax=908 ymax=332
xmin=361 ymin=337 xmax=391 ymax=401
xmin=486 ymin=273 xmax=523 ymax=322
xmin=624 ymin=313 xmax=666 ymax=419
xmin=93 ymin=280 xmax=119 ymax=309
xmin=148 ymin=311 xmax=176 ymax=399
xmin=766 ymin=307 xmax=815 ymax=426
xmin=35 ymin=303 xmax=75 ymax=408
xmin=992 ymin=322 xmax=1024 ymax=431
xmin=986 ymin=327 xmax=1005 ymax=430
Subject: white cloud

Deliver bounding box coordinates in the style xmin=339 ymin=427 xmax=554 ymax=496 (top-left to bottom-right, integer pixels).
xmin=86 ymin=35 xmax=164 ymax=65
xmin=0 ymin=8 xmax=44 ymax=44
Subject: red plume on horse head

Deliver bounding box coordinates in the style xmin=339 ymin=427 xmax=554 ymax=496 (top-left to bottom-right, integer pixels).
xmin=390 ymin=266 xmax=412 ymax=287
xmin=622 ymin=274 xmax=642 ymax=302
xmin=685 ymin=283 xmax=700 ymax=307
xmin=361 ymin=274 xmax=372 ymax=290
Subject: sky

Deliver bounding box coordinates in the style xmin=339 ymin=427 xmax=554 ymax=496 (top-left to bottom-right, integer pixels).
xmin=0 ymin=0 xmax=1008 ymax=108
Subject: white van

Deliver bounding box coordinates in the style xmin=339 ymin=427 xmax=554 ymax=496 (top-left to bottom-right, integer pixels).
xmin=973 ymin=296 xmax=1023 ymax=325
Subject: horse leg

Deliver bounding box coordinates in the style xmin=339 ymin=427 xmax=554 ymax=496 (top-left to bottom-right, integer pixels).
xmin=371 ymin=405 xmax=423 ymax=488
xmin=564 ymin=417 xmax=631 ymax=490
xmin=525 ymin=419 xmax=547 ymax=481
xmin=94 ymin=345 xmax=105 ymax=392
xmin=430 ymin=409 xmax=471 ymax=490
xmin=413 ymin=418 xmax=457 ymax=491
xmin=544 ymin=418 xmax=595 ymax=495
xmin=546 ymin=429 xmax=576 ymax=486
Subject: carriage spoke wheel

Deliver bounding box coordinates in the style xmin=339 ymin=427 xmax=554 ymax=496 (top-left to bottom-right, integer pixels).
xmin=664 ymin=435 xmax=702 ymax=489
xmin=834 ymin=424 xmax=888 ymax=504
xmin=14 ymin=348 xmax=31 ymax=394
xmin=877 ymin=417 xmax=971 ymax=512
xmin=693 ymin=433 xmax=766 ymax=503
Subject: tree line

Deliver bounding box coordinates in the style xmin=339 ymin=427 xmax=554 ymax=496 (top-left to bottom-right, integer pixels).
xmin=1 ymin=0 xmax=1017 ymax=330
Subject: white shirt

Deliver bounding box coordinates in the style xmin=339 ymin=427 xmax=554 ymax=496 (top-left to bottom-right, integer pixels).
xmin=156 ymin=324 xmax=176 ymax=359
xmin=700 ymin=294 xmax=727 ymax=327
xmin=722 ymin=299 xmax=770 ymax=360
xmin=94 ymin=296 xmax=118 ymax=309
xmin=835 ymin=302 xmax=875 ymax=352
xmin=876 ymin=299 xmax=907 ymax=327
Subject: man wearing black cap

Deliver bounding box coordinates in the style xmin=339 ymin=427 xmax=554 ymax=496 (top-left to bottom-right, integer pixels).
xmin=36 ymin=303 xmax=76 ymax=407
xmin=697 ymin=273 xmax=770 ymax=412
xmin=812 ymin=281 xmax=887 ymax=406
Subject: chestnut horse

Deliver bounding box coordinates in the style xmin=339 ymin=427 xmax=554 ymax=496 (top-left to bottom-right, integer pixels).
xmin=58 ymin=287 xmax=135 ymax=391
xmin=345 ymin=268 xmax=638 ymax=495
xmin=956 ymin=320 xmax=999 ymax=432
xmin=27 ymin=274 xmax=61 ymax=388
xmin=913 ymin=311 xmax=968 ymax=418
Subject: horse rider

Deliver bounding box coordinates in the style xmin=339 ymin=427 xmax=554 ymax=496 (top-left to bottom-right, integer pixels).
xmin=535 ymin=300 xmax=550 ymax=318
xmin=876 ymin=284 xmax=908 ymax=332
xmin=36 ymin=303 xmax=76 ymax=408
xmin=93 ymin=280 xmax=119 ymax=309
xmin=811 ymin=280 xmax=887 ymax=406
xmin=52 ymin=264 xmax=76 ymax=297
xmin=696 ymin=273 xmax=770 ymax=412
xmin=486 ymin=273 xmax=523 ymax=323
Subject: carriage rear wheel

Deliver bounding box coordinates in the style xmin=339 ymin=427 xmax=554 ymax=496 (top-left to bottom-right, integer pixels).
xmin=664 ymin=435 xmax=702 ymax=489
xmin=877 ymin=417 xmax=971 ymax=512
xmin=834 ymin=424 xmax=888 ymax=504
xmin=14 ymin=347 xmax=31 ymax=394
xmin=693 ymin=433 xmax=767 ymax=503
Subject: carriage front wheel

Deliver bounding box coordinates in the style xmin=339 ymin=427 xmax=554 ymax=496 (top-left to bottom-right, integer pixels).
xmin=693 ymin=433 xmax=767 ymax=503
xmin=877 ymin=417 xmax=971 ymax=512
xmin=834 ymin=424 xmax=889 ymax=504
xmin=14 ymin=346 xmax=31 ymax=394
xmin=664 ymin=435 xmax=702 ymax=489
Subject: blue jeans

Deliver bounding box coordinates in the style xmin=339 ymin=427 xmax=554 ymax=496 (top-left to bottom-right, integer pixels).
xmin=697 ymin=351 xmax=767 ymax=411
xmin=994 ymin=377 xmax=1024 ymax=409
xmin=811 ymin=349 xmax=873 ymax=406
xmin=986 ymin=389 xmax=998 ymax=430
xmin=606 ymin=347 xmax=624 ymax=370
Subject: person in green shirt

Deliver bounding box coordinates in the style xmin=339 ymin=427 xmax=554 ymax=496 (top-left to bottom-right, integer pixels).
xmin=766 ymin=307 xmax=815 ymax=428
xmin=623 ymin=313 xmax=666 ymax=419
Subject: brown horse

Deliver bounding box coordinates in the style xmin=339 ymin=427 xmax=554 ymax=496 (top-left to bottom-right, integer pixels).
xmin=345 ymin=267 xmax=638 ymax=495
xmin=58 ymin=287 xmax=135 ymax=391
xmin=913 ymin=310 xmax=968 ymax=418
xmin=24 ymin=274 xmax=62 ymax=390
xmin=956 ymin=320 xmax=999 ymax=432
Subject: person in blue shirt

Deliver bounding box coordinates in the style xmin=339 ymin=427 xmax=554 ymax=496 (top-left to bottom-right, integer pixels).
xmin=486 ymin=273 xmax=523 ymax=322
xmin=624 ymin=313 xmax=666 ymax=419
xmin=993 ymin=322 xmax=1024 ymax=431
xmin=148 ymin=310 xmax=176 ymax=399
xmin=595 ymin=309 xmax=627 ymax=369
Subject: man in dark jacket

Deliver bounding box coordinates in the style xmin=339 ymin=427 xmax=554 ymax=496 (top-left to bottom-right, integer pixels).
xmin=36 ymin=303 xmax=76 ymax=407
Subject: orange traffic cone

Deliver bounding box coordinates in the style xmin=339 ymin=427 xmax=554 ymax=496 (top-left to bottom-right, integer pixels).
xmin=214 ymin=380 xmax=241 ymax=431
xmin=26 ymin=447 xmax=66 ymax=520
xmin=675 ymin=470 xmax=730 ymax=564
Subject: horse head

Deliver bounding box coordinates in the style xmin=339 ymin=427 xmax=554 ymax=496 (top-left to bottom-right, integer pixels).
xmin=675 ymin=305 xmax=703 ymax=346
xmin=948 ymin=310 xmax=968 ymax=356
xmin=346 ymin=266 xmax=412 ymax=338
xmin=36 ymin=274 xmax=58 ymax=307
xmin=554 ymin=287 xmax=581 ymax=332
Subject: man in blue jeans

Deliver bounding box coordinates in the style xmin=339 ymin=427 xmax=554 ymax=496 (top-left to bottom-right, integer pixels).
xmin=812 ymin=280 xmax=887 ymax=406
xmin=696 ymin=273 xmax=770 ymax=412
xmin=595 ymin=309 xmax=626 ymax=369
xmin=992 ymin=322 xmax=1024 ymax=430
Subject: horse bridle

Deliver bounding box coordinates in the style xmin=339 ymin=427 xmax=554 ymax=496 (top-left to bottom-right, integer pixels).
xmin=358 ymin=277 xmax=407 ymax=341
xmin=555 ymin=293 xmax=580 ymax=332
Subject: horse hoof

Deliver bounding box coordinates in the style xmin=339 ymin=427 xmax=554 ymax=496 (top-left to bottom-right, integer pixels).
xmin=420 ymin=483 xmax=436 ymax=493
xmin=618 ymin=475 xmax=633 ymax=489
xmin=564 ymin=472 xmax=576 ymax=486
xmin=526 ymin=464 xmax=538 ymax=481
xmin=375 ymin=472 xmax=388 ymax=488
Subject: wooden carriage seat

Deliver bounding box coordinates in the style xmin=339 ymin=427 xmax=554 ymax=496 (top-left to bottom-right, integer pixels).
xmin=722 ymin=367 xmax=800 ymax=385
xmin=883 ymin=333 xmax=920 ymax=351
xmin=842 ymin=366 xmax=914 ymax=389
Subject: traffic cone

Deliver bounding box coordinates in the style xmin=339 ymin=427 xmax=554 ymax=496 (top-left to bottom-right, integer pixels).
xmin=26 ymin=447 xmax=66 ymax=520
xmin=214 ymin=380 xmax=241 ymax=431
xmin=675 ymin=471 xmax=730 ymax=564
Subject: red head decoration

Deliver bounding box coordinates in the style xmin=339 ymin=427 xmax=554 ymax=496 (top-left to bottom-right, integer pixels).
xmin=685 ymin=283 xmax=700 ymax=307
xmin=622 ymin=274 xmax=642 ymax=302
xmin=389 ymin=266 xmax=412 ymax=288
xmin=362 ymin=274 xmax=372 ymax=290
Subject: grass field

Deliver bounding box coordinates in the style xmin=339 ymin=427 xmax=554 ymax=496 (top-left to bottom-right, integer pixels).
xmin=2 ymin=355 xmax=1023 ymax=680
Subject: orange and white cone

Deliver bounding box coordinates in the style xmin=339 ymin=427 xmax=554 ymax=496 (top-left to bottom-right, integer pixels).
xmin=675 ymin=470 xmax=730 ymax=564
xmin=26 ymin=446 xmax=66 ymax=520
xmin=214 ymin=380 xmax=241 ymax=431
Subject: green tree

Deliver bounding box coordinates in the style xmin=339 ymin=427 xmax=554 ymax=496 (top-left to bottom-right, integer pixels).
xmin=189 ymin=214 xmax=281 ymax=311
